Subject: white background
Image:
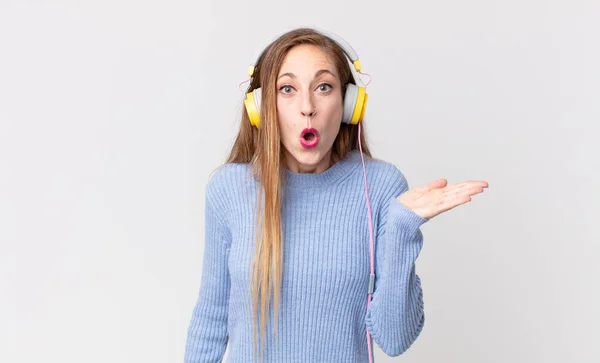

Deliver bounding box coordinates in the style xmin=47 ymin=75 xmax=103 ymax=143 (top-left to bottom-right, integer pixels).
xmin=1 ymin=1 xmax=598 ymax=362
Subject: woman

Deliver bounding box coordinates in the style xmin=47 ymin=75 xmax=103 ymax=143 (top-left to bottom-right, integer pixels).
xmin=184 ymin=27 xmax=488 ymax=363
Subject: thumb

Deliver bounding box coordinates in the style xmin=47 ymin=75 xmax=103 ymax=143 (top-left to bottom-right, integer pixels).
xmin=425 ymin=178 xmax=447 ymax=190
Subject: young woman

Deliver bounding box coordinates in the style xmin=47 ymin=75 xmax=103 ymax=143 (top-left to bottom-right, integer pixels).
xmin=184 ymin=27 xmax=488 ymax=363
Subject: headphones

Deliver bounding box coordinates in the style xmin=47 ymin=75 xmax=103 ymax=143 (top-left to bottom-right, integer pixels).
xmin=243 ymin=29 xmax=369 ymax=128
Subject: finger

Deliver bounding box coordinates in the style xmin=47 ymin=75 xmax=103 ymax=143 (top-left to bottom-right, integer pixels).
xmin=439 ymin=186 xmax=485 ymax=212
xmin=442 ymin=181 xmax=488 ymax=194
xmin=465 ymin=180 xmax=488 ymax=188
xmin=454 ymin=186 xmax=485 ymax=199
xmin=446 ymin=180 xmax=488 ymax=188
xmin=436 ymin=193 xmax=473 ymax=214
xmin=434 ymin=182 xmax=487 ymax=215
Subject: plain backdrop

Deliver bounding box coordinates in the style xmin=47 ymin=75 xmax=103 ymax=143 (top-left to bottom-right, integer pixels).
xmin=1 ymin=1 xmax=598 ymax=362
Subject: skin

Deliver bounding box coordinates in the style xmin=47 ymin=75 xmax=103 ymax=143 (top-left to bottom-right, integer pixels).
xmin=276 ymin=44 xmax=343 ymax=174
xmin=276 ymin=44 xmax=489 ymax=219
xmin=398 ymin=179 xmax=489 ymax=220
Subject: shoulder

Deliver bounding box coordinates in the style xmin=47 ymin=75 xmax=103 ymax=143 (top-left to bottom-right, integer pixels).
xmin=205 ymin=162 xmax=254 ymax=209
xmin=359 ymin=156 xmax=417 ymax=232
xmin=363 ymin=155 xmax=410 ymax=199
xmin=207 ymin=162 xmax=251 ymax=190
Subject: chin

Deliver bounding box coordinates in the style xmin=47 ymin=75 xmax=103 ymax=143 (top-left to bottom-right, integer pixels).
xmin=294 ymin=148 xmax=323 ymax=164
xmin=283 ymin=145 xmax=329 ymax=171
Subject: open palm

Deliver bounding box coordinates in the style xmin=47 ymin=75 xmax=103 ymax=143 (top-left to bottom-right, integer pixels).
xmin=398 ymin=179 xmax=489 ymax=220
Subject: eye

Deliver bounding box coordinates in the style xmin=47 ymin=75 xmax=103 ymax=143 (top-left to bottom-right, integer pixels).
xmin=317 ymin=83 xmax=333 ymax=92
xmin=279 ymin=85 xmax=294 ymax=94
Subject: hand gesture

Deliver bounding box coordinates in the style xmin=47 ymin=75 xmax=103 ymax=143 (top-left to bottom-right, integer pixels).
xmin=397 ymin=179 xmax=489 ymax=220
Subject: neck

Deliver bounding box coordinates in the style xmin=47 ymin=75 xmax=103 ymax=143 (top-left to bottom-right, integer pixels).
xmin=283 ymin=149 xmax=363 ymax=189
xmin=283 ymin=148 xmax=333 ymax=174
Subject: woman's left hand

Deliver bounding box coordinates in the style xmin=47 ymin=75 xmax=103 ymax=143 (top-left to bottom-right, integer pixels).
xmin=397 ymin=179 xmax=489 ymax=220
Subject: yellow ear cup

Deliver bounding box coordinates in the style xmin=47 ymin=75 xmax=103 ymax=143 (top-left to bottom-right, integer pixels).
xmin=359 ymin=93 xmax=368 ymax=122
xmin=349 ymin=86 xmax=367 ymax=125
xmin=244 ymin=91 xmax=261 ymax=128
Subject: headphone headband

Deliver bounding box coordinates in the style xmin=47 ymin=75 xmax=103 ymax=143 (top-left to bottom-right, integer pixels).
xmin=248 ymin=28 xmax=363 ymax=79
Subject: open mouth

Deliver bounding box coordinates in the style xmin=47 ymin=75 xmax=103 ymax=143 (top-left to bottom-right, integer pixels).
xmin=300 ymin=128 xmax=320 ymax=149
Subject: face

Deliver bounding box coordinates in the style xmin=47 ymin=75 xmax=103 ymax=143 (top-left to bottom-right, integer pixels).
xmin=276 ymin=44 xmax=343 ymax=173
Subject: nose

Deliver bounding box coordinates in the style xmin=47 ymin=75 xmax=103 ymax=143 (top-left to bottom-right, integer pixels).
xmin=301 ymin=108 xmax=316 ymax=117
xmin=300 ymin=93 xmax=316 ymax=117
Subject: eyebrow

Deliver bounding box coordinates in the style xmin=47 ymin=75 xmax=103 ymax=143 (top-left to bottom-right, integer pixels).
xmin=277 ymin=69 xmax=337 ymax=80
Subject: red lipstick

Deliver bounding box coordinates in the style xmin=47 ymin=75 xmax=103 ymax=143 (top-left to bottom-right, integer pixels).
xmin=300 ymin=128 xmax=320 ymax=149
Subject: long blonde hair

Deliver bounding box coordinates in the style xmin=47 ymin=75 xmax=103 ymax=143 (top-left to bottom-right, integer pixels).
xmin=224 ymin=27 xmax=373 ymax=361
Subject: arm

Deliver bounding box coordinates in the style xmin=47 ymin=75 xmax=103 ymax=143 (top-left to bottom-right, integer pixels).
xmin=365 ymin=169 xmax=428 ymax=357
xmin=184 ymin=186 xmax=231 ymax=363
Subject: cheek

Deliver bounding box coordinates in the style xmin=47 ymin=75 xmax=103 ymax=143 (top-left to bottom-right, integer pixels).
xmin=324 ymin=119 xmax=342 ymax=139
xmin=276 ymin=100 xmax=297 ymax=142
xmin=276 ymin=98 xmax=291 ymax=125
xmin=322 ymin=99 xmax=344 ymax=129
xmin=318 ymin=116 xmax=342 ymax=144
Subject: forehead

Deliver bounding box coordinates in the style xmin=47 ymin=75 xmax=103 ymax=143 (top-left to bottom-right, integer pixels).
xmin=279 ymin=44 xmax=338 ymax=77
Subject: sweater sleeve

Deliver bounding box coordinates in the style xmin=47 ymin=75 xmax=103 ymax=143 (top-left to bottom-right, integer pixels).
xmin=365 ymin=168 xmax=429 ymax=357
xmin=184 ymin=184 xmax=231 ymax=363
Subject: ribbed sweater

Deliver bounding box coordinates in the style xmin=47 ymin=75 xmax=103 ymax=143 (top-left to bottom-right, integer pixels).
xmin=184 ymin=150 xmax=428 ymax=363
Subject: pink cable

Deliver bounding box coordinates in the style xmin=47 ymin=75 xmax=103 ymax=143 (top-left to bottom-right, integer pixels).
xmin=238 ymin=78 xmax=250 ymax=91
xmin=357 ymin=122 xmax=375 ymax=363
xmin=358 ymin=71 xmax=372 ymax=87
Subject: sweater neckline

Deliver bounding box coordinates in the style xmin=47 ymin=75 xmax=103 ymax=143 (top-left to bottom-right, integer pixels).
xmin=283 ymin=150 xmax=364 ymax=189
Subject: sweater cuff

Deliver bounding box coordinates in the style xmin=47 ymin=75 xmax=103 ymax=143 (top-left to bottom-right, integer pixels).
xmin=387 ymin=197 xmax=429 ymax=231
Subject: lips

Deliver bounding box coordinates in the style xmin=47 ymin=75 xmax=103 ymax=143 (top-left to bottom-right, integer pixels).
xmin=300 ymin=128 xmax=320 ymax=149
